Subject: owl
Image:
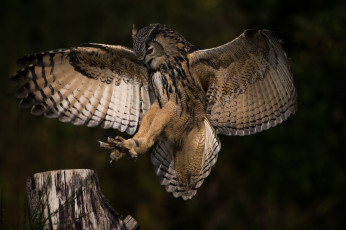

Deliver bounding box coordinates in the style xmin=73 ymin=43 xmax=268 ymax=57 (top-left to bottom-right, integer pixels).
xmin=12 ymin=24 xmax=297 ymax=200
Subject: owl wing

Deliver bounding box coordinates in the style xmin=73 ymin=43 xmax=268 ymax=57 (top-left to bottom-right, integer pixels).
xmin=189 ymin=30 xmax=297 ymax=136
xmin=12 ymin=43 xmax=155 ymax=135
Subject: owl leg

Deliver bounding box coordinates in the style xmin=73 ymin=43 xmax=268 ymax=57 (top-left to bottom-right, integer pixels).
xmin=129 ymin=101 xmax=174 ymax=154
xmin=100 ymin=101 xmax=174 ymax=160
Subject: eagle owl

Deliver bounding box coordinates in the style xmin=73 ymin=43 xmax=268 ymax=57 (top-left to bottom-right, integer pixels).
xmin=12 ymin=24 xmax=297 ymax=200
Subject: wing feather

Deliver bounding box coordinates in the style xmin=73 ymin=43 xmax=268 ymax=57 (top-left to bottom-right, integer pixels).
xmin=71 ymin=79 xmax=98 ymax=124
xmin=128 ymin=84 xmax=140 ymax=134
xmin=189 ymin=30 xmax=297 ymax=135
xmin=117 ymin=81 xmax=129 ymax=132
xmin=100 ymin=83 xmax=115 ymax=129
xmin=13 ymin=44 xmax=154 ymax=134
xmin=86 ymin=82 xmax=104 ymax=127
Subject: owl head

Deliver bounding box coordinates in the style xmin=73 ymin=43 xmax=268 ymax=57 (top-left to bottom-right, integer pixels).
xmin=132 ymin=24 xmax=197 ymax=70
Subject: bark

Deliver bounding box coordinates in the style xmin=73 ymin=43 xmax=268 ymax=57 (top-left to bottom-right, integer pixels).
xmin=26 ymin=169 xmax=138 ymax=230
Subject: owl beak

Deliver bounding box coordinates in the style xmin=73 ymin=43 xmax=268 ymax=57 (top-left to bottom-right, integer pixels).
xmin=138 ymin=58 xmax=146 ymax=67
xmin=140 ymin=56 xmax=148 ymax=67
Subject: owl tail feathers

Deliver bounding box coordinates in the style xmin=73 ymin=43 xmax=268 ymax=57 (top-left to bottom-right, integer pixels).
xmin=151 ymin=118 xmax=221 ymax=200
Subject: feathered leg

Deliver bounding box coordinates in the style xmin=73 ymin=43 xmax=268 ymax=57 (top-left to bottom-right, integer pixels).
xmin=100 ymin=101 xmax=174 ymax=160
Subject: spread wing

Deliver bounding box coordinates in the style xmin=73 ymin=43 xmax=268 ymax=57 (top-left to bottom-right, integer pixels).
xmin=189 ymin=30 xmax=297 ymax=136
xmin=12 ymin=43 xmax=155 ymax=135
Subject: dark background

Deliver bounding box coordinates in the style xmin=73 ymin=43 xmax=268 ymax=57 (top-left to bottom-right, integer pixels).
xmin=1 ymin=0 xmax=345 ymax=229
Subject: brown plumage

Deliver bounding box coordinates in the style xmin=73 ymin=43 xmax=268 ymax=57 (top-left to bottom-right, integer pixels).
xmin=12 ymin=24 xmax=297 ymax=200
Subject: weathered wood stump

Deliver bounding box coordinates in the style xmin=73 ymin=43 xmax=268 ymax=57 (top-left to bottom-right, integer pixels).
xmin=26 ymin=169 xmax=138 ymax=230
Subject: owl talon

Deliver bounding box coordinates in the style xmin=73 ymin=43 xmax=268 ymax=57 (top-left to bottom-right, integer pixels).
xmin=110 ymin=149 xmax=126 ymax=162
xmin=128 ymin=149 xmax=138 ymax=161
xmin=107 ymin=137 xmax=121 ymax=146
xmin=115 ymin=136 xmax=126 ymax=142
xmin=100 ymin=136 xmax=139 ymax=161
xmin=98 ymin=140 xmax=117 ymax=151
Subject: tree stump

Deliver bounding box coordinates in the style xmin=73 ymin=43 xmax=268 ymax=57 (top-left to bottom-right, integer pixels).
xmin=26 ymin=169 xmax=138 ymax=230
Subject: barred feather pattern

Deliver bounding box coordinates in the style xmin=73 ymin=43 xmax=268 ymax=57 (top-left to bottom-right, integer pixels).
xmin=151 ymin=118 xmax=220 ymax=200
xmin=12 ymin=44 xmax=154 ymax=135
xmin=11 ymin=24 xmax=298 ymax=200
xmin=190 ymin=30 xmax=297 ymax=136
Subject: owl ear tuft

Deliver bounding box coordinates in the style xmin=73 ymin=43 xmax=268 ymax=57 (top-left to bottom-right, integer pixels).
xmin=132 ymin=24 xmax=138 ymax=39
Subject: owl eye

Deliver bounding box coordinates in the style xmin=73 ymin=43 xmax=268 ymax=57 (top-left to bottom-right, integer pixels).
xmin=147 ymin=47 xmax=154 ymax=54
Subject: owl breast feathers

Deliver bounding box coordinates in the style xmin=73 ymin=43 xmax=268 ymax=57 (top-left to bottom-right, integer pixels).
xmin=12 ymin=24 xmax=297 ymax=200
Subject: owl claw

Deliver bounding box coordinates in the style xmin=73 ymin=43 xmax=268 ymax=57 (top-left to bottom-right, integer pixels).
xmin=128 ymin=149 xmax=138 ymax=161
xmin=110 ymin=149 xmax=126 ymax=162
xmin=99 ymin=136 xmax=138 ymax=161
xmin=98 ymin=140 xmax=114 ymax=150
xmin=107 ymin=136 xmax=121 ymax=146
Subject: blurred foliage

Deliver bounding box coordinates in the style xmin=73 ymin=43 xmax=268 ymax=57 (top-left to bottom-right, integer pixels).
xmin=1 ymin=0 xmax=346 ymax=229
